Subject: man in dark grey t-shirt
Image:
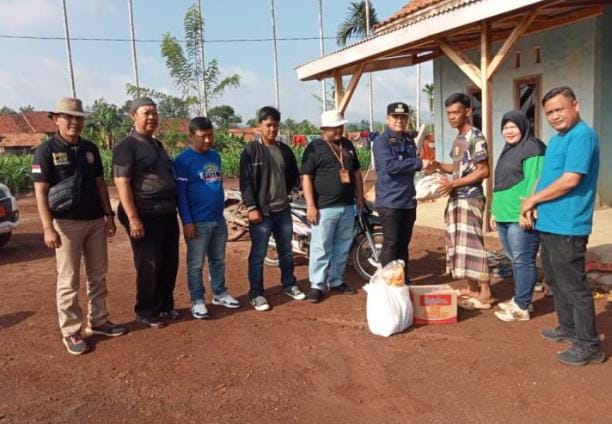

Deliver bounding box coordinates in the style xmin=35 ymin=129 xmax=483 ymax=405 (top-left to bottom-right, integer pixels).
xmin=267 ymin=143 xmax=289 ymax=212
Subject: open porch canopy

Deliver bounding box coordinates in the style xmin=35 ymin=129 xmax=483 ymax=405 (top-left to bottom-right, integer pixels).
xmin=295 ymin=0 xmax=607 ymax=224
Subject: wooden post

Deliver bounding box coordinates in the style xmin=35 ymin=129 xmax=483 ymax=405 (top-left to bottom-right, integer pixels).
xmin=334 ymin=72 xmax=344 ymax=111
xmin=480 ymin=21 xmax=493 ymax=232
xmin=338 ymin=63 xmax=365 ymax=114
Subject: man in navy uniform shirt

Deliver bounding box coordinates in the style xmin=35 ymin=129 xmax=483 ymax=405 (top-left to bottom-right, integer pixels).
xmin=373 ymin=102 xmax=429 ymax=282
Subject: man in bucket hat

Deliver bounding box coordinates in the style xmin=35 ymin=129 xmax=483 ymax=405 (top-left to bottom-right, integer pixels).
xmin=32 ymin=97 xmax=127 ymax=355
xmin=301 ymin=110 xmax=364 ymax=303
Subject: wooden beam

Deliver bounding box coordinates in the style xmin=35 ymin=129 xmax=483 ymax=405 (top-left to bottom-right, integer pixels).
xmin=338 ymin=63 xmax=365 ymax=114
xmin=487 ymin=9 xmax=538 ymax=77
xmin=438 ymin=38 xmax=482 ymax=88
xmin=333 ymin=72 xmax=344 ymax=110
xmin=480 ymin=21 xmax=494 ymax=232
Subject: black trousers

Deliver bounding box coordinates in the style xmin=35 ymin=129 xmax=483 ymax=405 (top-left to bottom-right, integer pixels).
xmin=540 ymin=233 xmax=600 ymax=350
xmin=378 ymin=207 xmax=417 ymax=276
xmin=119 ymin=207 xmax=179 ymax=319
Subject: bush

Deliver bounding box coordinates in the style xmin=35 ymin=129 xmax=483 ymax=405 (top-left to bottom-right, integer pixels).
xmin=0 ymin=155 xmax=33 ymax=194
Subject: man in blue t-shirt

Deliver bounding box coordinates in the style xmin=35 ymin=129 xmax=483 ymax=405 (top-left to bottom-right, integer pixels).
xmin=522 ymin=86 xmax=603 ymax=366
xmin=174 ymin=117 xmax=241 ymax=319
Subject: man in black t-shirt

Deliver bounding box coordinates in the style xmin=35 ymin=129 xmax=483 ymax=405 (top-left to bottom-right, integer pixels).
xmin=112 ymin=97 xmax=179 ymax=328
xmin=301 ymin=110 xmax=364 ymax=303
xmin=32 ymin=97 xmax=126 ymax=356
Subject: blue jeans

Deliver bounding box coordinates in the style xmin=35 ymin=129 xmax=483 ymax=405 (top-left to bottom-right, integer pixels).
xmin=248 ymin=207 xmax=296 ymax=299
xmin=496 ymin=222 xmax=540 ymax=310
xmin=309 ymin=205 xmax=354 ymax=290
xmin=185 ymin=220 xmax=228 ymax=301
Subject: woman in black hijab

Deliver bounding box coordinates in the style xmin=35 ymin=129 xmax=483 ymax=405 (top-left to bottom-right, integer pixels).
xmin=491 ymin=111 xmax=546 ymax=323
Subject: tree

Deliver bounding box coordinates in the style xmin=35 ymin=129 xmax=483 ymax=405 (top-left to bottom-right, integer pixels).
xmin=83 ymin=98 xmax=132 ymax=149
xmin=18 ymin=105 xmax=35 ymax=113
xmin=159 ymin=4 xmax=240 ymax=115
xmin=0 ymin=106 xmax=17 ymax=115
xmin=336 ymin=1 xmax=379 ymax=47
xmin=207 ymin=105 xmax=242 ymax=129
xmin=422 ymin=83 xmax=435 ymax=122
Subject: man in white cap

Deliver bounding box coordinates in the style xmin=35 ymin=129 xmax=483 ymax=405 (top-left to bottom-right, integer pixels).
xmin=301 ymin=110 xmax=365 ymax=303
xmin=32 ymin=97 xmax=127 ymax=355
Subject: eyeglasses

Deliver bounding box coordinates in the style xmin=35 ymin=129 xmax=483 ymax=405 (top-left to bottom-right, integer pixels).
xmin=57 ymin=114 xmax=84 ymax=122
xmin=389 ymin=115 xmax=409 ymax=121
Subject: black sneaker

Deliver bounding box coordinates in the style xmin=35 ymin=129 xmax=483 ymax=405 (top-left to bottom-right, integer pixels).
xmin=136 ymin=315 xmax=167 ymax=329
xmin=62 ymin=334 xmax=89 ymax=355
xmin=330 ymin=283 xmax=357 ymax=295
xmin=85 ymin=321 xmax=128 ymax=337
xmin=556 ymin=345 xmax=606 ymax=367
xmin=160 ymin=309 xmax=181 ymax=320
xmin=541 ymin=327 xmax=577 ymax=344
xmin=307 ymin=288 xmax=324 ymax=303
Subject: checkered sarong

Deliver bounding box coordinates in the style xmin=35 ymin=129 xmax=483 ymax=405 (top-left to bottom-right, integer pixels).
xmin=444 ymin=196 xmax=490 ymax=283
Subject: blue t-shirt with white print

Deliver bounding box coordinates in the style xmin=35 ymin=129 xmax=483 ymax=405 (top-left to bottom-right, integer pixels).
xmin=174 ymin=147 xmax=224 ymax=224
xmin=535 ymin=120 xmax=599 ymax=236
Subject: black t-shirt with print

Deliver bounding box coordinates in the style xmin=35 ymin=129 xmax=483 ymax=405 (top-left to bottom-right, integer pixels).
xmin=32 ymin=135 xmax=105 ymax=220
xmin=301 ymin=137 xmax=361 ymax=209
xmin=112 ymin=131 xmax=177 ymax=215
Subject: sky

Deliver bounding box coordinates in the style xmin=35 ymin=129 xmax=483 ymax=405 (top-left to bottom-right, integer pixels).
xmin=0 ymin=0 xmax=433 ymax=124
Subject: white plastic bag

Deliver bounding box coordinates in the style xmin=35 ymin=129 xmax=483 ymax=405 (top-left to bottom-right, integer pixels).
xmin=415 ymin=172 xmax=444 ymax=201
xmin=363 ymin=261 xmax=413 ymax=337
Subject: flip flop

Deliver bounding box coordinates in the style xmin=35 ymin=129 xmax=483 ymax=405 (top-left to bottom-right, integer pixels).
xmin=458 ymin=297 xmax=492 ymax=311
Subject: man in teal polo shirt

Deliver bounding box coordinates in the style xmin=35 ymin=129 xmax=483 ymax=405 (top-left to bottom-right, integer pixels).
xmin=521 ymin=86 xmax=604 ymax=366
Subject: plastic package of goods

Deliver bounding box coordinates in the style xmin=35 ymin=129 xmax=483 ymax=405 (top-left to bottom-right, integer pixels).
xmin=415 ymin=172 xmax=444 ymax=201
xmin=363 ymin=260 xmax=413 ymax=337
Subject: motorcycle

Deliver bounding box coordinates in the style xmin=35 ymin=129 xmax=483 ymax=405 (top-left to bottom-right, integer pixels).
xmin=223 ymin=189 xmax=249 ymax=241
xmin=264 ymin=199 xmax=384 ymax=281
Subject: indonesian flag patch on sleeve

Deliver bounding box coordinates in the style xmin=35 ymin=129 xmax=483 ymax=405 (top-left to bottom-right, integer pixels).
xmin=32 ymin=164 xmax=41 ymax=174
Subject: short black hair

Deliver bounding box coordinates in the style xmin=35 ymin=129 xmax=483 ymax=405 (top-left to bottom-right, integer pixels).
xmin=189 ymin=116 xmax=213 ymax=134
xmin=257 ymin=106 xmax=281 ymax=123
xmin=444 ymin=93 xmax=471 ymax=109
xmin=542 ymin=86 xmax=576 ymax=106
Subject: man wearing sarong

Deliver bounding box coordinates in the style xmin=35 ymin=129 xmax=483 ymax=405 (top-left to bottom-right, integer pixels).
xmin=428 ymin=93 xmax=492 ymax=309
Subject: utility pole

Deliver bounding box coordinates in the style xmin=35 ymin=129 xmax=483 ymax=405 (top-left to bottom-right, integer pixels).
xmin=197 ymin=0 xmax=208 ymax=116
xmin=61 ymin=0 xmax=76 ymax=97
xmin=365 ymin=0 xmax=373 ymax=131
xmin=318 ymin=0 xmax=326 ymax=111
xmin=416 ymin=63 xmax=421 ymax=128
xmin=270 ymin=0 xmax=280 ymax=109
xmin=127 ymin=0 xmax=140 ymax=97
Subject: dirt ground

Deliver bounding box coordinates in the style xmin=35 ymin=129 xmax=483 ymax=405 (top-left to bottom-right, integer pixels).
xmin=1 ymin=190 xmax=610 ymax=424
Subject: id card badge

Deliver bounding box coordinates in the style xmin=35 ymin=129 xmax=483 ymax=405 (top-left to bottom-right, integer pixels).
xmin=339 ymin=168 xmax=351 ymax=184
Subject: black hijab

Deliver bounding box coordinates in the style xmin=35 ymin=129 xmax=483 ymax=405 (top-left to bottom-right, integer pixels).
xmin=494 ymin=111 xmax=546 ymax=191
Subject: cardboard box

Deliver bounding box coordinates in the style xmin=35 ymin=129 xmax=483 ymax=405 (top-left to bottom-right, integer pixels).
xmin=409 ymin=284 xmax=457 ymax=325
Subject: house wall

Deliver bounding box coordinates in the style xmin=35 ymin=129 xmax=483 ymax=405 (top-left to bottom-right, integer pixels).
xmin=594 ymin=7 xmax=612 ymax=205
xmin=433 ymin=14 xmax=610 ymax=205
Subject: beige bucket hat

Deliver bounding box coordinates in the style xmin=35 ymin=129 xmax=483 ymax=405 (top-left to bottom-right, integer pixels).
xmin=49 ymin=97 xmax=89 ymax=117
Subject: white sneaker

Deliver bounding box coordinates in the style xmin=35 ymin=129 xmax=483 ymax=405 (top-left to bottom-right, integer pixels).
xmin=283 ymin=285 xmax=306 ymax=300
xmin=249 ymin=296 xmax=270 ymax=312
xmin=191 ymin=300 xmax=210 ymax=319
xmin=498 ymin=297 xmax=534 ymax=313
xmin=212 ymin=293 xmax=241 ymax=309
xmin=494 ymin=300 xmax=530 ymax=322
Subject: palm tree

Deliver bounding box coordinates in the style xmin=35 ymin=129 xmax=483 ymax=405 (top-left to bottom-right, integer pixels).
xmin=336 ymin=1 xmax=379 ymax=46
xmin=422 ymin=83 xmax=435 ymax=122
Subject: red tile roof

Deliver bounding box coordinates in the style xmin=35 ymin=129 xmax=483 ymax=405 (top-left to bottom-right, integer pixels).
xmin=374 ymin=0 xmax=445 ymax=31
xmin=0 ymin=132 xmax=48 ymax=148
xmin=22 ymin=111 xmax=57 ymax=133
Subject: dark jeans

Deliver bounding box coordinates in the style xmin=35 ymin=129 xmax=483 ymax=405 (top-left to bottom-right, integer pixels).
xmin=540 ymin=232 xmax=600 ymax=350
xmin=496 ymin=222 xmax=539 ymax=310
xmin=378 ymin=207 xmax=417 ymax=275
xmin=118 ymin=207 xmax=179 ymax=319
xmin=247 ymin=207 xmax=296 ymax=299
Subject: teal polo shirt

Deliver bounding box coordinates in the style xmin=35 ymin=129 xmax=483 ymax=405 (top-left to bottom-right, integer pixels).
xmin=535 ymin=120 xmax=599 ymax=236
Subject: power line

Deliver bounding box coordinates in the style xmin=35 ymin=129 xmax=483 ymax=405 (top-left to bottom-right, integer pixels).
xmin=0 ymin=34 xmax=338 ymax=43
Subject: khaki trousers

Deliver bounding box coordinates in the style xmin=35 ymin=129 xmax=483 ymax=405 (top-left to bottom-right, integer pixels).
xmin=54 ymin=218 xmax=109 ymax=336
